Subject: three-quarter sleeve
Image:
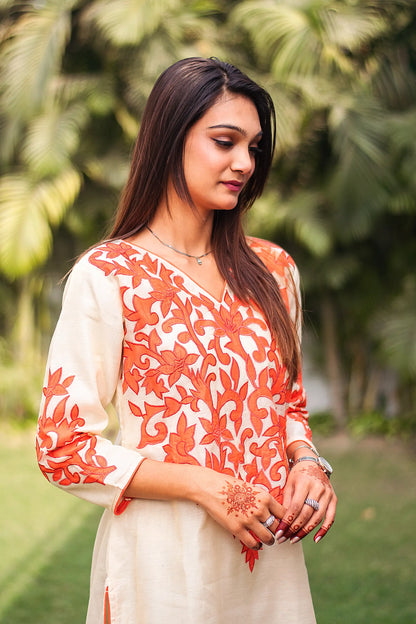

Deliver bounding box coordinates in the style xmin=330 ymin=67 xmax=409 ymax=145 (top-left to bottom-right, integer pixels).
xmin=36 ymin=254 xmax=144 ymax=514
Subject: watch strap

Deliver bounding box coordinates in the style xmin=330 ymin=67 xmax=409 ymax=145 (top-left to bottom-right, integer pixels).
xmin=291 ymin=455 xmax=332 ymax=477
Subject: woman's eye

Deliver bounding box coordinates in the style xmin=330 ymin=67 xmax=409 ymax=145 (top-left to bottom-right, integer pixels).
xmin=213 ymin=139 xmax=233 ymax=148
xmin=249 ymin=146 xmax=262 ymax=155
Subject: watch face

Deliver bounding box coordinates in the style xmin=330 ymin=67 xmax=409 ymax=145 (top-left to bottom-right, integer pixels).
xmin=319 ymin=456 xmax=333 ymax=475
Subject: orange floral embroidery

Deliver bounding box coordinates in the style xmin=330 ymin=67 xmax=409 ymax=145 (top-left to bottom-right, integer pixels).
xmin=37 ymin=369 xmax=116 ymax=487
xmin=81 ymin=240 xmax=312 ymax=570
xmin=241 ymin=543 xmax=260 ymax=572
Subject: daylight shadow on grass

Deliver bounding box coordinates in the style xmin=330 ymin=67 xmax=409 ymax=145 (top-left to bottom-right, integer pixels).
xmin=1 ymin=506 xmax=101 ymax=624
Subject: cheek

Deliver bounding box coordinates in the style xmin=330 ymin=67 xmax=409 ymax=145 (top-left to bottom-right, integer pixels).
xmin=185 ymin=148 xmax=219 ymax=182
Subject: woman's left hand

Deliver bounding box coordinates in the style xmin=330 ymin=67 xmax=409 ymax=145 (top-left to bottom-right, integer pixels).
xmin=275 ymin=460 xmax=337 ymax=544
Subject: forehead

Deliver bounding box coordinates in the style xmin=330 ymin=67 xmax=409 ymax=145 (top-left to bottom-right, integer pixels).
xmin=196 ymin=93 xmax=261 ymax=135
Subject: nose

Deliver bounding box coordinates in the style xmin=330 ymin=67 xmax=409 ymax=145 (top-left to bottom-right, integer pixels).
xmin=231 ymin=147 xmax=255 ymax=175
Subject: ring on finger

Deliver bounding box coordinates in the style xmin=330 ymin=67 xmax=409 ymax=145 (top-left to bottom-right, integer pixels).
xmin=261 ymin=514 xmax=276 ymax=529
xmin=304 ymin=498 xmax=320 ymax=511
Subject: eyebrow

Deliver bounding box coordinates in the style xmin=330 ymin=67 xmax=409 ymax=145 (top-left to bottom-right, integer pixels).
xmin=208 ymin=124 xmax=263 ymax=138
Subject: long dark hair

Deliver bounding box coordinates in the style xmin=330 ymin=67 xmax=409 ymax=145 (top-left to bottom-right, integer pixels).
xmin=109 ymin=57 xmax=300 ymax=384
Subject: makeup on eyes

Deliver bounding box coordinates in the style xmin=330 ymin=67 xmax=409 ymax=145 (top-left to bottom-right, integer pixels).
xmin=210 ymin=126 xmax=262 ymax=158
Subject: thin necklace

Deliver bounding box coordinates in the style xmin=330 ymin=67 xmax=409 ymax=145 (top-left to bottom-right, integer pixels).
xmin=146 ymin=225 xmax=212 ymax=265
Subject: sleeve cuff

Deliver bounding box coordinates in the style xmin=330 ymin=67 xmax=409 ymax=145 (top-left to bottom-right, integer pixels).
xmin=112 ymin=456 xmax=147 ymax=515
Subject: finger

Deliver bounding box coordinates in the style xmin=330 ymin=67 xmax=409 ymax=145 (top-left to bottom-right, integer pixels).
xmin=256 ymin=513 xmax=276 ymax=545
xmin=266 ymin=499 xmax=285 ymax=536
xmin=313 ymin=520 xmax=334 ymax=543
xmin=290 ymin=527 xmax=309 ymax=542
xmin=247 ymin=529 xmax=263 ymax=550
xmin=290 ymin=517 xmax=320 ymax=543
xmin=275 ymin=516 xmax=295 ymax=543
xmin=269 ymin=498 xmax=285 ymax=521
xmin=314 ymin=497 xmax=337 ymax=543
xmin=292 ymin=488 xmax=336 ymax=543
xmin=275 ymin=496 xmax=309 ymax=543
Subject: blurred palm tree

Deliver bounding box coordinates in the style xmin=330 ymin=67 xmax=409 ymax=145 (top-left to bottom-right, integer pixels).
xmin=234 ymin=0 xmax=416 ymax=425
xmin=0 ymin=0 xmax=223 ymax=277
xmin=0 ymin=0 xmax=224 ymax=420
xmin=0 ymin=0 xmax=415 ymax=429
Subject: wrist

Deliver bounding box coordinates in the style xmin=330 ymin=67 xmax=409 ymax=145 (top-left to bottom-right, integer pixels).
xmin=287 ymin=441 xmax=317 ymax=463
xmin=291 ymin=455 xmax=333 ymax=478
xmin=188 ymin=465 xmax=222 ymax=507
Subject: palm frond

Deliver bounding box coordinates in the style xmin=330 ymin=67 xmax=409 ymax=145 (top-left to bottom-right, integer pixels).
xmin=246 ymin=189 xmax=332 ymax=257
xmin=231 ymin=0 xmax=383 ymax=80
xmin=0 ymin=1 xmax=76 ymax=117
xmin=232 ymin=1 xmax=320 ymax=74
xmin=0 ymin=168 xmax=82 ymax=278
xmin=321 ymin=3 xmax=384 ymax=51
xmin=51 ymin=74 xmax=116 ymax=116
xmin=82 ymin=0 xmax=180 ymax=46
xmin=0 ymin=0 xmax=14 ymax=9
xmin=302 ymin=253 xmax=359 ymax=291
xmin=34 ymin=168 xmax=82 ymax=225
xmin=375 ymin=276 xmax=416 ymax=379
xmin=328 ymin=95 xmax=392 ymax=238
xmin=84 ymin=151 xmax=131 ymax=189
xmin=21 ymin=103 xmax=89 ymax=177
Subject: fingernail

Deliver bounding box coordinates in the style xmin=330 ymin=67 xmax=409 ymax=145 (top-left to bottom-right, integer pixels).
xmin=290 ymin=537 xmax=300 ymax=544
xmin=277 ymin=536 xmax=288 ymax=544
xmin=275 ymin=530 xmax=284 ymax=540
xmin=314 ymin=535 xmax=322 ymax=544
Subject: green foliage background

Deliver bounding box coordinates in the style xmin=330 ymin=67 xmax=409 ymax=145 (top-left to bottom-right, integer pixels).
xmin=0 ymin=0 xmax=415 ymax=432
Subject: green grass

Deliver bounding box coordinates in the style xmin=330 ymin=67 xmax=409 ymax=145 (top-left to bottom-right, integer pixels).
xmin=0 ymin=429 xmax=415 ymax=623
xmin=0 ymin=427 xmax=101 ymax=624
xmin=303 ymin=435 xmax=416 ymax=623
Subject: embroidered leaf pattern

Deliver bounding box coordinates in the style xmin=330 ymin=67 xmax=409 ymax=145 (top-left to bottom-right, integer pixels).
xmin=38 ymin=238 xmax=311 ymax=570
xmin=37 ymin=369 xmax=117 ymax=487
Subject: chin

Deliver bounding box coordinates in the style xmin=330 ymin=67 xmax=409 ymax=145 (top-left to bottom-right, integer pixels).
xmin=213 ymin=200 xmax=239 ymax=212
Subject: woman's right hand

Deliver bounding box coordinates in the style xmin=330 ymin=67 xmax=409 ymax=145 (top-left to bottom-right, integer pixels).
xmin=125 ymin=460 xmax=285 ymax=549
xmin=193 ymin=468 xmax=285 ymax=549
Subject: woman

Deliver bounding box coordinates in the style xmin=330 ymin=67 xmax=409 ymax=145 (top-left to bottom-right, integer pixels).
xmin=37 ymin=57 xmax=336 ymax=623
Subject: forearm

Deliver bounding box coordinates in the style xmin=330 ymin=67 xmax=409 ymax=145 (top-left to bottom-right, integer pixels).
xmin=124 ymin=458 xmax=213 ymax=505
xmin=124 ymin=458 xmax=285 ymax=550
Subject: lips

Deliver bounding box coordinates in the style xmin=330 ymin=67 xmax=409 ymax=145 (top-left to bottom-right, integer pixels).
xmin=222 ymin=180 xmax=244 ymax=192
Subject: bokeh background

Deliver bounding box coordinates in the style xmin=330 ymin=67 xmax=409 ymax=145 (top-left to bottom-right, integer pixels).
xmin=0 ymin=1 xmax=415 ymax=622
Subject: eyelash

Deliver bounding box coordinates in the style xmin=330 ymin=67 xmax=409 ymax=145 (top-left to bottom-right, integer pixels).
xmin=213 ymin=139 xmax=262 ymax=155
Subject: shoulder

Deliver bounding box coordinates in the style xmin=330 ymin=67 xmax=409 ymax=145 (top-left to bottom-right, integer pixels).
xmin=76 ymin=239 xmax=140 ymax=276
xmin=247 ymin=236 xmax=302 ymax=323
xmin=63 ymin=240 xmax=136 ymax=303
xmin=246 ymin=236 xmax=296 ymax=277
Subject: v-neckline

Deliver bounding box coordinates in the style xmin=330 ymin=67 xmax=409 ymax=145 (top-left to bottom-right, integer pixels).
xmin=118 ymin=239 xmax=228 ymax=305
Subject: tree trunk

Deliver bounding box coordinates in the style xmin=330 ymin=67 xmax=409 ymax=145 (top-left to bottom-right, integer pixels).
xmin=321 ymin=293 xmax=348 ymax=428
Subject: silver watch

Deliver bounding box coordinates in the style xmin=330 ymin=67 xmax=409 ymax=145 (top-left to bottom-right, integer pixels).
xmin=292 ymin=455 xmax=333 ymax=478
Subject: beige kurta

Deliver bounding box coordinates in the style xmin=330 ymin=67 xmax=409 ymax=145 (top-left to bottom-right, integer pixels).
xmin=37 ymin=237 xmax=316 ymax=623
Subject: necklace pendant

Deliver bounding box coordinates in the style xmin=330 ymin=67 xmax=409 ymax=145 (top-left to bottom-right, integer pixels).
xmin=196 ymin=257 xmax=202 ymax=265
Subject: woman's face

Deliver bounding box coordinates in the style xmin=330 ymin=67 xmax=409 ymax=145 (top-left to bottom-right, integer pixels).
xmin=182 ymin=93 xmax=262 ymax=215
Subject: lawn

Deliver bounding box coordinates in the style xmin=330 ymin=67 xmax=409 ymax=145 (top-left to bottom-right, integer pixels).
xmin=0 ymin=428 xmax=415 ymax=623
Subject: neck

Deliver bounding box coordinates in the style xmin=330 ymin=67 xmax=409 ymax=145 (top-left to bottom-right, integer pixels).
xmin=149 ymin=199 xmax=214 ymax=257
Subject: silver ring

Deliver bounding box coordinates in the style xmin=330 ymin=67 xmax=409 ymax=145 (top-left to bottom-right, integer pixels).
xmin=261 ymin=514 xmax=276 ymax=528
xmin=304 ymin=498 xmax=320 ymax=511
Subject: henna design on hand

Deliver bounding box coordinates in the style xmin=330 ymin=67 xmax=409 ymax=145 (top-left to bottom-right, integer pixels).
xmin=221 ymin=481 xmax=259 ymax=518
xmin=296 ymin=465 xmax=329 ymax=487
